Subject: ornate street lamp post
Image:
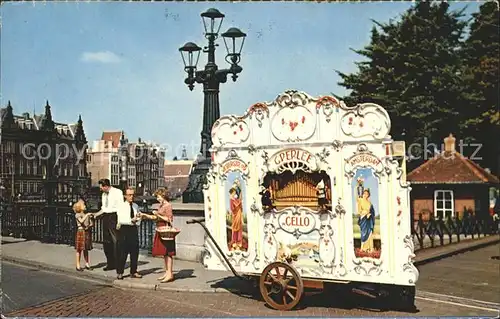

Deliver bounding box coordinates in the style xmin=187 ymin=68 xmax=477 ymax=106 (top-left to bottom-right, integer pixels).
xmin=180 ymin=8 xmax=246 ymax=203
xmin=119 ymin=132 xmax=128 ymax=190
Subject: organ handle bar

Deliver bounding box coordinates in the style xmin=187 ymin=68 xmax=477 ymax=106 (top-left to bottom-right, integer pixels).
xmin=186 ymin=218 xmax=247 ymax=280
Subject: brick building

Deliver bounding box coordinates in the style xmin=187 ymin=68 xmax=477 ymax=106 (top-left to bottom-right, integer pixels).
xmin=0 ymin=101 xmax=89 ymax=204
xmin=131 ymin=138 xmax=165 ymax=196
xmin=86 ymin=133 xmax=165 ymax=195
xmin=162 ymin=147 xmax=192 ymax=200
xmin=408 ymin=134 xmax=499 ymax=221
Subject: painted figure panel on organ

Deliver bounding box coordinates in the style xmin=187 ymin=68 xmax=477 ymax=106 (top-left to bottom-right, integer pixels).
xmin=226 ymin=171 xmax=248 ymax=252
xmin=352 ymin=167 xmax=381 ymax=259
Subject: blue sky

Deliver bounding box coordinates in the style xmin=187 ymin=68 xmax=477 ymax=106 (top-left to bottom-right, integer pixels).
xmin=1 ymin=2 xmax=479 ymax=159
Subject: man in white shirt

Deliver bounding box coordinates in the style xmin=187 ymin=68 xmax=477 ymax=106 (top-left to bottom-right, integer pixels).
xmin=95 ymin=178 xmax=124 ymax=271
xmin=116 ymin=187 xmax=143 ymax=280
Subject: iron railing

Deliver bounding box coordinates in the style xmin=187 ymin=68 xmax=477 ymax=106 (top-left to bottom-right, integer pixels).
xmin=1 ymin=202 xmax=498 ymax=254
xmin=0 ymin=202 xmax=157 ymax=252
xmin=412 ymin=213 xmax=499 ymax=251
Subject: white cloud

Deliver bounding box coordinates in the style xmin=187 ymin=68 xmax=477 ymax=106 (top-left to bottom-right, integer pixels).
xmin=80 ymin=51 xmax=122 ymax=63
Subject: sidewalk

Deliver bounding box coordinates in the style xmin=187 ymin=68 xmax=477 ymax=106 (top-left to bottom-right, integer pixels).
xmin=0 ymin=236 xmax=248 ymax=293
xmin=1 ymin=235 xmax=498 ymax=293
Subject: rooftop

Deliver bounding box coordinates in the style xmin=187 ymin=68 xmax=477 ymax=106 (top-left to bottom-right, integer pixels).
xmin=407 ymin=134 xmax=499 ymax=185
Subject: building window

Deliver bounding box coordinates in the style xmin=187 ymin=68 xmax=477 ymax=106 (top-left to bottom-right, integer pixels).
xmin=33 ymin=161 xmax=38 ymax=175
xmin=111 ymin=175 xmax=119 ymax=186
xmin=434 ymin=190 xmax=454 ymax=219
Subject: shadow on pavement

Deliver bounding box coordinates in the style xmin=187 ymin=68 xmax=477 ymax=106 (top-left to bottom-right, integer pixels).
xmin=90 ymin=262 xmax=108 ymax=269
xmin=209 ymin=278 xmax=419 ymax=314
xmin=174 ymin=269 xmax=196 ymax=280
xmin=135 ymin=267 xmax=162 ymax=277
xmin=295 ymin=289 xmax=419 ymax=314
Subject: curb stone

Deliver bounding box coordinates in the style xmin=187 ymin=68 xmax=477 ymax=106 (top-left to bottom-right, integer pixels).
xmin=113 ymin=280 xmax=159 ymax=291
xmin=2 ymin=256 xmax=114 ymax=285
xmin=112 ymin=279 xmax=227 ymax=293
xmin=157 ymin=286 xmax=222 ymax=293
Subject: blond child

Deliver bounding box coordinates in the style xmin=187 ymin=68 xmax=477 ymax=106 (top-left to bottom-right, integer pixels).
xmin=74 ymin=200 xmax=93 ymax=271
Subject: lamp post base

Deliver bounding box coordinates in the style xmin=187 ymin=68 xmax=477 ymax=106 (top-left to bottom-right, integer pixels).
xmin=182 ymin=159 xmax=210 ymax=204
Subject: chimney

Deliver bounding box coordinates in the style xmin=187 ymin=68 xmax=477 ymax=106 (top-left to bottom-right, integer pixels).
xmin=443 ymin=133 xmax=456 ymax=153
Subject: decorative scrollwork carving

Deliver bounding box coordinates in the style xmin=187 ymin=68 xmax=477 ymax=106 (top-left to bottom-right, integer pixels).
xmin=352 ymin=258 xmax=383 ymax=276
xmin=247 ymin=144 xmax=257 ymax=155
xmin=250 ymin=198 xmax=260 ymax=215
xmin=316 ymin=148 xmax=330 ymax=165
xmin=275 ymin=160 xmax=313 ymax=175
xmin=403 ymin=235 xmax=419 ymax=284
xmin=318 ymin=225 xmax=336 ymax=272
xmin=394 ymin=160 xmax=411 ymax=189
xmin=336 ymin=247 xmax=347 ymax=276
xmin=203 ymin=240 xmax=222 ymax=269
xmin=261 ymin=150 xmax=269 ymax=169
xmin=227 ymin=249 xmax=250 ymax=267
xmin=252 ymin=242 xmax=261 ymax=270
xmin=275 ymin=90 xmax=310 ymax=109
xmin=357 ymin=143 xmax=369 ymax=153
xmin=332 ymin=140 xmax=343 ymax=152
xmin=334 ymin=199 xmax=346 ymax=216
xmin=203 ymin=246 xmax=212 ymax=268
xmin=263 ymin=223 xmax=278 ymax=263
xmin=212 ymin=116 xmax=251 ymax=147
xmin=205 ymin=166 xmax=218 ymax=185
xmin=247 ymin=103 xmax=269 ymax=128
xmin=226 ymin=150 xmax=238 ymax=159
xmin=340 ymin=102 xmax=391 ymax=140
xmin=315 ymin=96 xmax=340 ymax=123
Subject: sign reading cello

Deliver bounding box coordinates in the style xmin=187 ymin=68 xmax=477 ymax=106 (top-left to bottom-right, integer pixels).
xmin=278 ymin=207 xmax=316 ymax=237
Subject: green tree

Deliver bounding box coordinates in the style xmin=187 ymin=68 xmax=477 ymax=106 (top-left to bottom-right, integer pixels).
xmin=460 ymin=1 xmax=499 ymax=174
xmin=337 ymin=1 xmax=468 ymax=168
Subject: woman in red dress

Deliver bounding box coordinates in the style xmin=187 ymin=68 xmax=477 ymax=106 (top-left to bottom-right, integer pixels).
xmin=142 ymin=188 xmax=176 ymax=283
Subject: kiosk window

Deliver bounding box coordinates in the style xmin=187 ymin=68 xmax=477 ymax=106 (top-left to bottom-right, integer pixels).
xmin=434 ymin=190 xmax=454 ymax=219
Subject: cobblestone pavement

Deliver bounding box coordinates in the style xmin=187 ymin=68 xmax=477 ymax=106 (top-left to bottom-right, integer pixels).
xmin=6 ymin=245 xmax=499 ymax=317
xmin=5 ymin=285 xmax=498 ymax=317
xmin=1 ymin=262 xmax=106 ymax=313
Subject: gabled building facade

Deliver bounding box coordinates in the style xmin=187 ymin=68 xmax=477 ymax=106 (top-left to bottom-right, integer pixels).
xmin=86 ymin=133 xmax=165 ymax=196
xmin=0 ymin=101 xmax=89 ymax=204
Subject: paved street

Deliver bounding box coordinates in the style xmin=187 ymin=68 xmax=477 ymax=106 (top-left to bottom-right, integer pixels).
xmin=5 ymin=245 xmax=499 ymax=317
xmin=1 ymin=262 xmax=106 ymax=313
xmin=416 ymin=244 xmax=500 ymax=305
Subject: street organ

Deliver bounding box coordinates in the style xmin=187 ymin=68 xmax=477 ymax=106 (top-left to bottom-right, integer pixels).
xmin=189 ymin=90 xmax=418 ymax=311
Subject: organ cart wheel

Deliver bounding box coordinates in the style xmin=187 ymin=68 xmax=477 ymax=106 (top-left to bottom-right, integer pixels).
xmin=259 ymin=262 xmax=304 ymax=311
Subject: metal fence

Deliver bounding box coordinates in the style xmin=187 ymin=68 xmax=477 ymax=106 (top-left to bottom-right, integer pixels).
xmin=0 ymin=202 xmax=156 ymax=253
xmin=1 ymin=202 xmax=498 ymax=254
xmin=412 ymin=213 xmax=499 ymax=251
